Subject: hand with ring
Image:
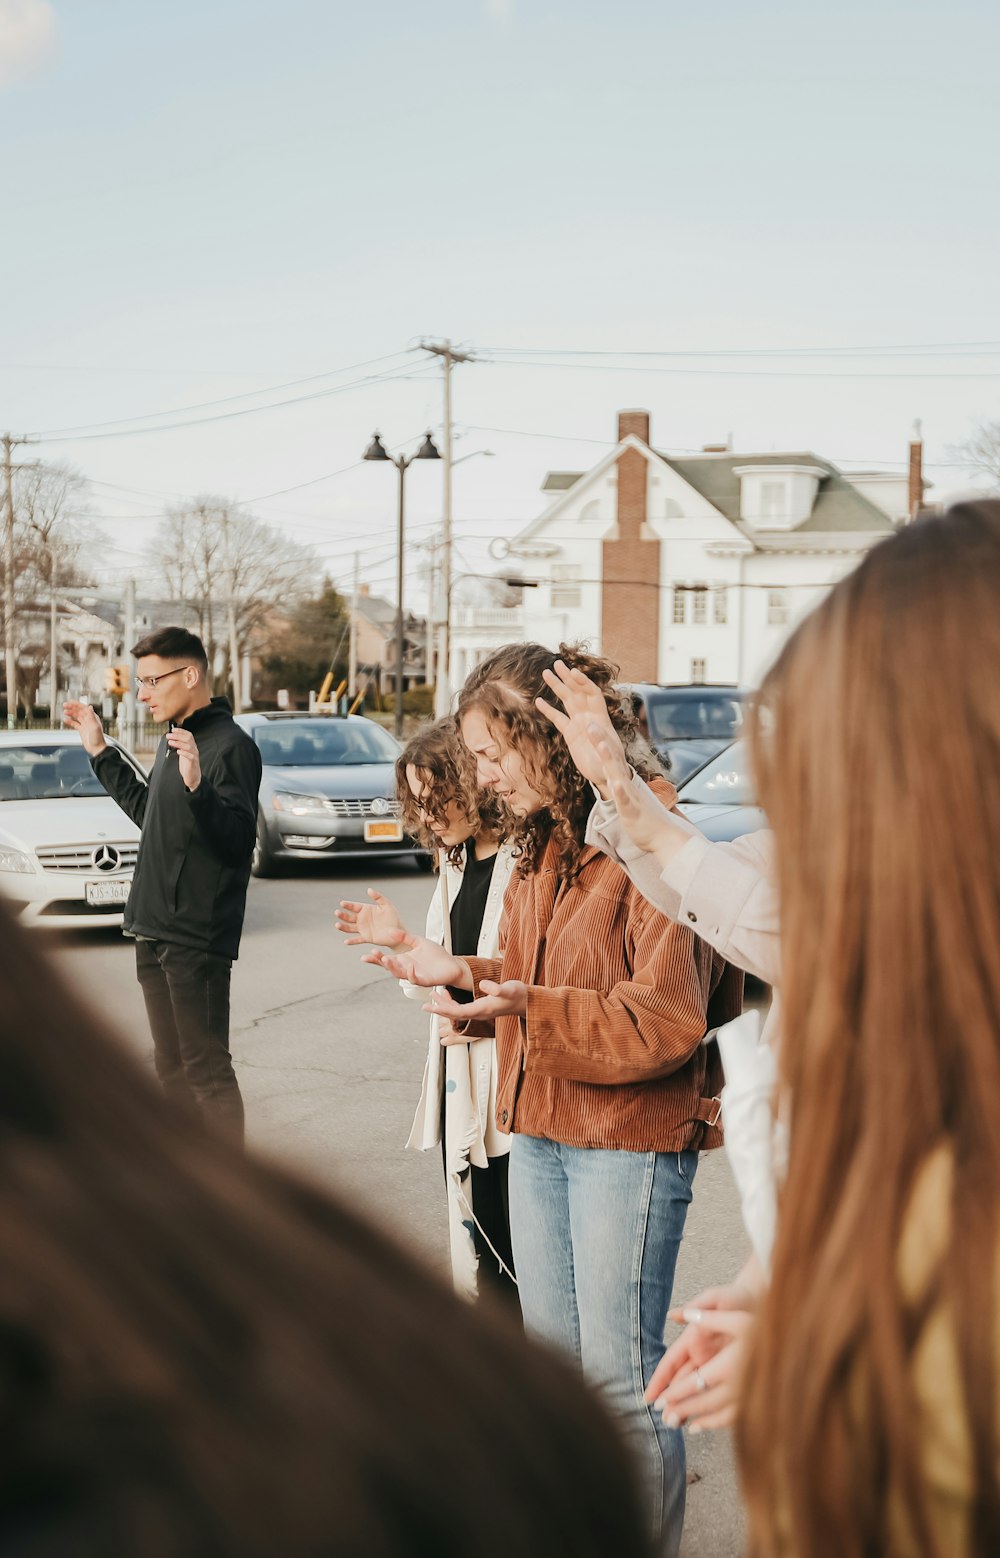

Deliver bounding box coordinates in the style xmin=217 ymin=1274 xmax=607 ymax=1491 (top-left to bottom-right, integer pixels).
xmin=645 ymin=1294 xmax=756 ymax=1433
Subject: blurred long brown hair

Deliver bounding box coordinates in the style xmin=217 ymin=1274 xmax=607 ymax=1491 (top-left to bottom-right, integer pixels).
xmin=739 ymin=500 xmax=1000 ymax=1556
xmin=0 ymin=900 xmax=649 ymax=1557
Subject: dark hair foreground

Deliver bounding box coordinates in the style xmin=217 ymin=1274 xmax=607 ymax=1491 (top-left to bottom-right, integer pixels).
xmin=0 ymin=903 xmax=649 ymax=1558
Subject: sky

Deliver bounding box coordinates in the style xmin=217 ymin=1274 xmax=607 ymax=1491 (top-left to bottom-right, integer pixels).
xmin=2 ymin=0 xmax=999 ymax=607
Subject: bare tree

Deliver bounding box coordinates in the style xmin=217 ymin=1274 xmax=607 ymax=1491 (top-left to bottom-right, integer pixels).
xmin=148 ymin=497 xmax=317 ymax=693
xmin=10 ymin=462 xmax=98 ymax=710
xmin=947 ymin=420 xmax=1000 ymax=493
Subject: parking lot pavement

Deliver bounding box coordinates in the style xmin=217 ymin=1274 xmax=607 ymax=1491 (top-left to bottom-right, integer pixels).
xmin=46 ymin=858 xmax=750 ymax=1555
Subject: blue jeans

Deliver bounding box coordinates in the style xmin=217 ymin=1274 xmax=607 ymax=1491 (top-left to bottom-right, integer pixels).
xmin=509 ymin=1134 xmax=697 ymax=1558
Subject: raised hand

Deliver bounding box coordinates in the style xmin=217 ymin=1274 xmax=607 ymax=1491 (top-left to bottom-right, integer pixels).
xmin=63 ymin=700 xmax=107 ymax=757
xmin=595 ymin=732 xmax=693 ymax=861
xmin=166 ymin=726 xmax=202 ymax=792
xmin=426 ymin=978 xmax=529 ymax=1035
xmin=535 ymin=660 xmax=627 ymax=796
xmin=336 ymin=889 xmax=409 ymax=949
xmin=362 ymin=935 xmax=469 ymax=991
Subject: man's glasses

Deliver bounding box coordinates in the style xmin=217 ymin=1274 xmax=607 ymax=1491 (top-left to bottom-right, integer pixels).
xmin=136 ymin=666 xmax=191 ymax=690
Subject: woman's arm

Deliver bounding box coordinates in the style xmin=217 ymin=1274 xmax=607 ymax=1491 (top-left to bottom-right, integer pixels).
xmin=537 ymin=661 xmax=780 ymax=985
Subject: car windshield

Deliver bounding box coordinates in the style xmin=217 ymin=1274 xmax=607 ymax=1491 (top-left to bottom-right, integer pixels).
xmin=679 ymin=741 xmax=757 ymax=806
xmin=0 ymin=744 xmax=105 ymax=801
xmin=253 ymin=720 xmax=400 ymax=767
xmin=644 ymin=692 xmax=743 ymax=743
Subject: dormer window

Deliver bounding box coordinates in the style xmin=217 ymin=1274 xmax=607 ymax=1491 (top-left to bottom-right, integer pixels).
xmin=760 ymin=481 xmax=786 ymax=521
xmin=734 ymin=464 xmax=825 ymax=531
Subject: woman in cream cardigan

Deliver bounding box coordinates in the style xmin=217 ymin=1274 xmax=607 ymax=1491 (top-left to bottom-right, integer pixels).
xmin=338 ymin=717 xmax=517 ymax=1306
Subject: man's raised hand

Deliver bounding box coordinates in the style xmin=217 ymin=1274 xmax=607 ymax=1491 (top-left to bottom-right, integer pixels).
xmin=62 ymin=701 xmax=107 ymax=758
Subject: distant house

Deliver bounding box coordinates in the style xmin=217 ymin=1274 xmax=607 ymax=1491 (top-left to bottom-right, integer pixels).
xmin=449 ymin=409 xmax=925 ymax=689
xmin=351 ymin=585 xmax=427 ymax=696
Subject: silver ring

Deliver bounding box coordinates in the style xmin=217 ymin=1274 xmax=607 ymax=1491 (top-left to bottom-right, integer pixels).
xmin=693 ymin=1368 xmax=708 ymax=1394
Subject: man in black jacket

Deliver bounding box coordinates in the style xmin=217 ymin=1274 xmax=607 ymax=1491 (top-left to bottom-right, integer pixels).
xmin=64 ymin=627 xmax=262 ymax=1140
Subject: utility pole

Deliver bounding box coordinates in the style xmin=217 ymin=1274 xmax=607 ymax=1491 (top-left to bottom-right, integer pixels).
xmin=220 ymin=509 xmax=242 ymax=714
xmin=122 ymin=577 xmax=137 ymax=747
xmin=348 ymin=550 xmax=359 ymax=701
xmin=2 ymin=433 xmax=37 ymax=729
xmin=418 ymin=340 xmax=476 ymax=717
xmin=394 ymin=461 xmax=406 ymax=738
xmin=424 ymin=535 xmax=437 ymax=687
xmin=49 ymin=550 xmax=58 ymax=719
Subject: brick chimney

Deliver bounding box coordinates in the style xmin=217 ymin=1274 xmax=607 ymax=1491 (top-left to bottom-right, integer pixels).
xmin=601 ymin=410 xmax=661 ymax=682
xmin=908 ymin=420 xmax=924 ymax=519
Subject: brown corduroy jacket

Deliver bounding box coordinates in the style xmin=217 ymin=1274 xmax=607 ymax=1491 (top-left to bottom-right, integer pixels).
xmin=464 ymin=787 xmax=744 ymax=1154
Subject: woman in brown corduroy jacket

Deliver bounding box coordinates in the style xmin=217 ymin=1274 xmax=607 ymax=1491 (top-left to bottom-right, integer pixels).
xmin=363 ymin=643 xmax=743 ymax=1558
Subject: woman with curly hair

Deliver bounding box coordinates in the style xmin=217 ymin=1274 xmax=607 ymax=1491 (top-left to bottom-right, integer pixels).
xmin=355 ymin=645 xmax=743 ymax=1558
xmin=337 ymin=718 xmax=518 ymax=1306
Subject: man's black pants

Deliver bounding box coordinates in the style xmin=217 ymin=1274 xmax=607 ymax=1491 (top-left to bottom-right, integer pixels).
xmin=135 ymin=939 xmax=244 ymax=1140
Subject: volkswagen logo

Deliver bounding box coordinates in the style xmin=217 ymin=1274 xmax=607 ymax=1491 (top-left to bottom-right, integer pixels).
xmin=369 ymin=796 xmax=391 ymax=816
xmin=92 ymin=844 xmax=122 ymax=873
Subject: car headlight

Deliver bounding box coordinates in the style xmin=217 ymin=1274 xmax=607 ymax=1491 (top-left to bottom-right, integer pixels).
xmin=0 ymin=847 xmax=35 ymax=875
xmin=272 ymin=791 xmax=330 ymax=817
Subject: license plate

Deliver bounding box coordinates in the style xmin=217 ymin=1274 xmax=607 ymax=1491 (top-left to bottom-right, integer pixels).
xmin=364 ymin=819 xmax=404 ymax=843
xmin=85 ymin=879 xmax=131 ymax=906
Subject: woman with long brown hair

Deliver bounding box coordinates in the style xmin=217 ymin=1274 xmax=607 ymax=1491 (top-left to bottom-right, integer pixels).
xmin=735 ymin=499 xmax=1000 ymax=1556
xmin=546 ymin=502 xmax=1000 ymax=1556
xmin=337 ymin=717 xmax=518 ymax=1304
xmin=355 ymin=643 xmax=742 ymax=1557
xmin=0 ymin=897 xmax=652 ymax=1557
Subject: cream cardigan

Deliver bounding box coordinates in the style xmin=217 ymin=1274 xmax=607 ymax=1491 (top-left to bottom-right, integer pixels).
xmin=403 ymin=840 xmax=516 ymax=1299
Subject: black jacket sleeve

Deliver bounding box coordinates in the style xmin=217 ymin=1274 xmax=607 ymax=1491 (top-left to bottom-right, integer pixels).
xmin=185 ymin=740 xmax=262 ymax=867
xmin=91 ymin=745 xmax=150 ymax=828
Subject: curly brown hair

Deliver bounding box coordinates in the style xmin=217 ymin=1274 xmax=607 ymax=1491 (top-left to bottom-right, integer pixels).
xmin=457 ymin=642 xmax=659 ymax=882
xmin=395 ymin=716 xmax=503 ymax=868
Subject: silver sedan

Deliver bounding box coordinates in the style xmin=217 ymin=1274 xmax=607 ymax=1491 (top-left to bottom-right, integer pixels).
xmin=236 ymin=712 xmax=430 ymax=877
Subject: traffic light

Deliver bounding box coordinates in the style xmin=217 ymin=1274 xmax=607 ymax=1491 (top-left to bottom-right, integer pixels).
xmin=104 ymin=664 xmax=129 ymax=696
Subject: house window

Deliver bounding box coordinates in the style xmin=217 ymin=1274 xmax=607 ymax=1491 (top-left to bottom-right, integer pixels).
xmin=672 ymin=588 xmax=686 ymax=625
xmin=760 ymin=481 xmax=786 ymax=521
xmin=767 ymin=588 xmax=789 ymax=626
xmin=691 ymin=587 xmax=708 ymax=625
xmin=690 ymin=658 xmax=707 ymax=684
xmin=713 ymin=587 xmax=728 ymax=625
xmin=551 ymin=564 xmax=582 ymax=609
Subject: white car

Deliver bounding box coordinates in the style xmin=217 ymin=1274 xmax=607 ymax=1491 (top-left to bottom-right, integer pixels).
xmin=0 ymin=730 xmax=144 ymax=929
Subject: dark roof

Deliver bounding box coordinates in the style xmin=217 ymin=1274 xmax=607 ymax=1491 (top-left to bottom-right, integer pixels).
xmin=354 ymin=593 xmax=424 ymax=635
xmin=660 ymin=451 xmax=894 ymax=535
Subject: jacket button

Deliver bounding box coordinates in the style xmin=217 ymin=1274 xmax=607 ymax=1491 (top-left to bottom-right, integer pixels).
xmin=501 ymin=1109 xmax=509 ymax=1125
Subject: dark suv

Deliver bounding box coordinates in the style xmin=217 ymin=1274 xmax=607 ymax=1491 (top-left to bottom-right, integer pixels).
xmin=625 ymin=684 xmax=746 ymax=785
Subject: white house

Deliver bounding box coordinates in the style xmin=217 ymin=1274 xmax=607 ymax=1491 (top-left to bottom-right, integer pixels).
xmin=449 ymin=410 xmax=925 ymax=689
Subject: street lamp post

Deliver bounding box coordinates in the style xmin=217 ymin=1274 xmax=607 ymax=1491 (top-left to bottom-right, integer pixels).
xmin=363 ymin=431 xmax=441 ymax=737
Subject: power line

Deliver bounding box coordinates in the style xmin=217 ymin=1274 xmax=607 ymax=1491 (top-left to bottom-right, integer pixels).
xmin=26 ymin=350 xmax=414 ymax=439
xmin=460 ymin=422 xmax=969 ymax=469
xmin=481 ymin=356 xmax=1000 ymax=382
xmin=481 ymin=340 xmax=1000 ymax=359
xmin=28 ymin=362 xmax=438 ymax=445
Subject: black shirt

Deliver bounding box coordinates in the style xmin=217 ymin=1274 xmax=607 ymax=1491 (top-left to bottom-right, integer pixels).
xmin=447 ymin=842 xmax=499 ymax=1004
xmin=91 ymin=698 xmax=262 ymax=960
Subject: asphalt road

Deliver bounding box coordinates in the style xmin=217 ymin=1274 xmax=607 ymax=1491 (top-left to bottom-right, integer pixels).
xmin=45 ymin=858 xmax=750 ymax=1557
